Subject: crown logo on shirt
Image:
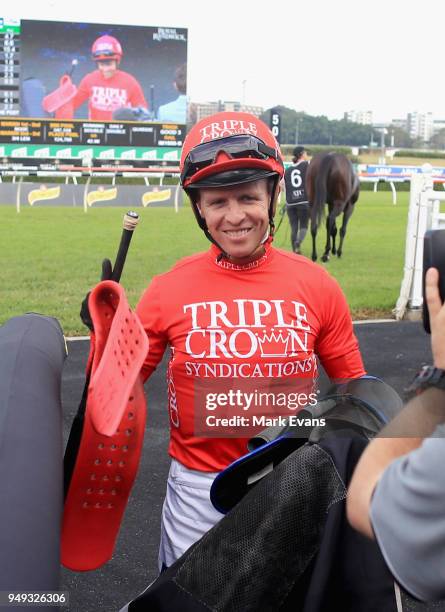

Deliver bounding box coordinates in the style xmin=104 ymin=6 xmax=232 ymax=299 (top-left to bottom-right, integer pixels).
xmin=258 ymin=330 xmax=290 ymax=357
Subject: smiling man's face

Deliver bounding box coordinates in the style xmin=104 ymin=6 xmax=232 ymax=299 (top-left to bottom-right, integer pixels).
xmin=196 ymin=179 xmax=272 ymax=264
xmin=96 ymin=59 xmax=118 ymax=79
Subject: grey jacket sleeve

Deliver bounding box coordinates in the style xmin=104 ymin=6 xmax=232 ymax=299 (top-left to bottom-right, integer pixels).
xmin=370 ymin=425 xmax=445 ymax=601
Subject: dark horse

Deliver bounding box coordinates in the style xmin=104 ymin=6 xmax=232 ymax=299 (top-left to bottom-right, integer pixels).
xmin=306 ymin=152 xmax=360 ymax=262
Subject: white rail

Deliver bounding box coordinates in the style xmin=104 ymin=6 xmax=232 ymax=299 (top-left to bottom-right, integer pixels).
xmin=394 ymin=168 xmax=445 ymax=319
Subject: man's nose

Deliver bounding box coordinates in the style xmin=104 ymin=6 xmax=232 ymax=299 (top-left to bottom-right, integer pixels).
xmin=225 ymin=200 xmax=246 ymax=224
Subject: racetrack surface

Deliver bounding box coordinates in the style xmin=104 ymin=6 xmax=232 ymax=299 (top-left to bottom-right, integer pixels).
xmin=61 ymin=320 xmax=432 ymax=612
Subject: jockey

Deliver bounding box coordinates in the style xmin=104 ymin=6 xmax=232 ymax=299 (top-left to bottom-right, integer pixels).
xmin=134 ymin=111 xmax=366 ymax=569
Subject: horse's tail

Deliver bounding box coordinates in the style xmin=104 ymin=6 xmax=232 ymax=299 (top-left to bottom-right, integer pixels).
xmin=308 ymin=153 xmax=331 ymax=227
xmin=351 ymin=170 xmax=360 ymax=205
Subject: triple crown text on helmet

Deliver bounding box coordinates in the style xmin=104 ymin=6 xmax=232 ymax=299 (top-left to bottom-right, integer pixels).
xmin=199 ymin=120 xmax=259 ymax=143
xmin=92 ymin=36 xmax=123 ymax=62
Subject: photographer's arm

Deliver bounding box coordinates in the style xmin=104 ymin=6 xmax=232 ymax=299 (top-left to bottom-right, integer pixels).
xmin=347 ymin=268 xmax=445 ymax=538
xmin=346 ymin=390 xmax=445 ymax=538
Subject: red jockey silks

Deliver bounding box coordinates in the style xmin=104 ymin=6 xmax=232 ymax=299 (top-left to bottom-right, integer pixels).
xmin=61 ymin=281 xmax=148 ymax=571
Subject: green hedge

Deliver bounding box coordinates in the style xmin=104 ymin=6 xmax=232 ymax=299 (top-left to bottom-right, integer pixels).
xmin=280 ymin=144 xmax=352 ymax=158
xmin=359 ymin=180 xmax=445 ymax=193
xmin=359 ymin=181 xmax=410 ymax=192
xmin=281 ymin=144 xmax=358 ymax=164
xmin=394 ymin=149 xmax=445 ymax=159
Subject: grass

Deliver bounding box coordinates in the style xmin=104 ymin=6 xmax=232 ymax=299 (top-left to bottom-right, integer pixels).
xmin=0 ymin=190 xmax=409 ymax=335
xmin=274 ymin=191 xmax=408 ymax=318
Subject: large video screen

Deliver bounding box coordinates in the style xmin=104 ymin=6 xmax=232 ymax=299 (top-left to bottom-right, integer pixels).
xmin=0 ymin=18 xmax=187 ymax=160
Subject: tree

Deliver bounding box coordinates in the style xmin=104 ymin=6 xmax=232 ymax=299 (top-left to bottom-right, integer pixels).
xmin=430 ymin=129 xmax=445 ymax=150
xmin=261 ymin=107 xmax=380 ymax=146
xmin=387 ymin=126 xmax=413 ymax=149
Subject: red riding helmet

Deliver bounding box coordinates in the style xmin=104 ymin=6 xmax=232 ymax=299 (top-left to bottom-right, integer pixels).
xmin=92 ymin=35 xmax=123 ymax=62
xmin=180 ymin=111 xmax=284 ymax=189
xmin=180 ymin=111 xmax=284 ymax=235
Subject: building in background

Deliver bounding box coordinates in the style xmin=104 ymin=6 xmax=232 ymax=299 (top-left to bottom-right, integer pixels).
xmin=391 ymin=118 xmax=408 ymax=131
xmin=240 ymin=104 xmax=264 ymax=117
xmin=344 ymin=110 xmax=373 ymax=125
xmin=407 ymin=111 xmax=434 ymax=142
xmin=192 ymin=100 xmax=264 ymax=122
xmin=433 ymin=119 xmax=445 ymax=134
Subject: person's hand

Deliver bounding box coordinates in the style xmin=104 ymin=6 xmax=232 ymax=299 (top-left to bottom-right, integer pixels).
xmin=79 ymin=259 xmax=113 ymax=331
xmin=425 ymin=267 xmax=445 ymax=368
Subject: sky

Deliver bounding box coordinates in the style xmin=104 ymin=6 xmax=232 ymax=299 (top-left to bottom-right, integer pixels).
xmin=7 ymin=0 xmax=445 ymax=123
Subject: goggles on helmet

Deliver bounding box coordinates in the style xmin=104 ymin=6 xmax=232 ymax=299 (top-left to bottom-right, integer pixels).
xmin=180 ymin=134 xmax=280 ymax=185
xmin=93 ymin=52 xmax=118 ymax=59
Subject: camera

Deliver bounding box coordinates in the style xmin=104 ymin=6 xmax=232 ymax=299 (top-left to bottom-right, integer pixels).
xmin=422 ymin=229 xmax=445 ymax=333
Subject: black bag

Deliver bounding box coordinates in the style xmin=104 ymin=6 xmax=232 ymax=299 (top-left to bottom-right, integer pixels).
xmin=211 ymin=376 xmax=403 ymax=513
xmin=124 ymin=377 xmax=407 ymax=611
xmin=0 ymin=315 xmax=66 ymax=599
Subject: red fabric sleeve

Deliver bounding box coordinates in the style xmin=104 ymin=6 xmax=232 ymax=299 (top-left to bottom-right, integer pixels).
xmin=72 ymin=74 xmax=91 ymax=109
xmin=135 ymin=277 xmax=168 ymax=382
xmin=314 ymin=272 xmax=366 ymax=380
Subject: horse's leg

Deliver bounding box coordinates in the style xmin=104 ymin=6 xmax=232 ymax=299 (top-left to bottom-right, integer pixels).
xmin=331 ymin=218 xmax=338 ymax=255
xmin=311 ymin=218 xmax=318 ymax=261
xmin=337 ymin=203 xmax=354 ymax=258
xmin=321 ymin=214 xmax=333 ymax=262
